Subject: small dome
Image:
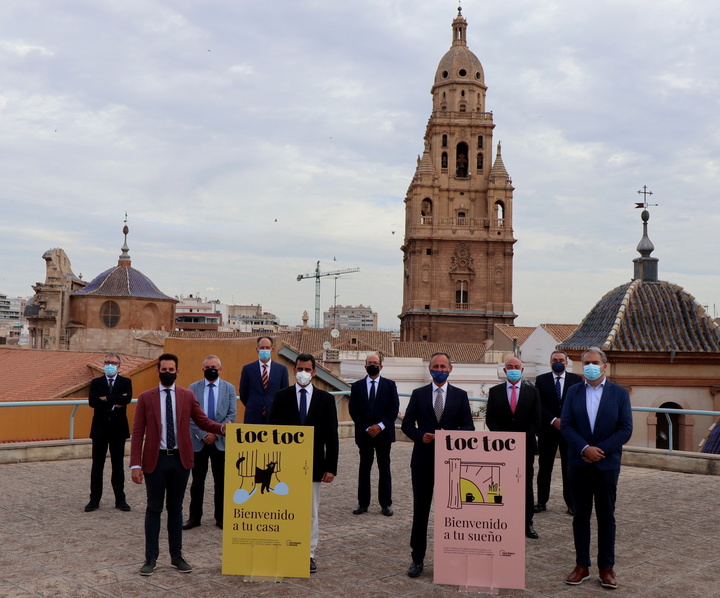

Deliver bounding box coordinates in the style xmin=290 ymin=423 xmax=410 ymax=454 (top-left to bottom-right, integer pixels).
xmin=434 ymin=47 xmax=484 ymax=87
xmin=73 ymin=265 xmax=175 ymax=301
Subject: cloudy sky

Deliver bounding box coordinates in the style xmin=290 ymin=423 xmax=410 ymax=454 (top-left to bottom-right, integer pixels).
xmin=1 ymin=0 xmax=719 ymax=330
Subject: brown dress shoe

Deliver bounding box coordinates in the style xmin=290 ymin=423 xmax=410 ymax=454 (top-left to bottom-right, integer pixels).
xmin=565 ymin=565 xmax=590 ymax=585
xmin=599 ymin=568 xmax=617 ymax=589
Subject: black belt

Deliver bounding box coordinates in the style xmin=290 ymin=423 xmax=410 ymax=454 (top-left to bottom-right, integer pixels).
xmin=159 ymin=449 xmax=178 ymax=455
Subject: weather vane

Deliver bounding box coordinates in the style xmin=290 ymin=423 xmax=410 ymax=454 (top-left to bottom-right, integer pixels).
xmin=635 ymin=185 xmax=658 ymax=210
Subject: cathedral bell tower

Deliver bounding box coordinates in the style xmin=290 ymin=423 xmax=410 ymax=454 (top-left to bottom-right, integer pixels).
xmin=399 ymin=8 xmax=516 ymax=343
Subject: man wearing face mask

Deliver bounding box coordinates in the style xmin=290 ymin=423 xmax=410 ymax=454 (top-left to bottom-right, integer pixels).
xmin=561 ymin=347 xmax=632 ymax=590
xmin=401 ymin=352 xmax=474 ymax=578
xmin=269 ymin=353 xmax=338 ymax=574
xmin=534 ymin=350 xmax=583 ymax=515
xmin=486 ymin=356 xmax=542 ymax=539
xmin=239 ymin=336 xmax=289 ymax=424
xmin=131 ymin=353 xmax=227 ymax=577
xmin=86 ymin=352 xmax=133 ymax=512
xmin=348 ymin=354 xmax=400 ymax=517
xmin=183 ymin=355 xmax=237 ymax=531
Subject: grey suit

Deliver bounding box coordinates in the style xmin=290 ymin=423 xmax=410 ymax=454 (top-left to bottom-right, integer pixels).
xmin=186 ymin=378 xmax=237 ymax=525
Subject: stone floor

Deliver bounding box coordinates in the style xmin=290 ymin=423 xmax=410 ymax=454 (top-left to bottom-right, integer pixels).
xmin=0 ymin=438 xmax=718 ymax=597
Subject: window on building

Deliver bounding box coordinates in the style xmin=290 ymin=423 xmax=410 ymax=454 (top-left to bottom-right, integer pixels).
xmin=456 ymin=280 xmax=469 ymax=304
xmin=100 ymin=300 xmax=120 ymax=328
xmin=477 ymin=135 xmax=483 ymax=149
xmin=441 ymin=152 xmax=448 ymax=169
xmin=442 ymin=134 xmax=448 ymax=147
xmin=455 ymin=143 xmax=469 ymax=177
xmin=477 ymin=152 xmax=483 ymax=170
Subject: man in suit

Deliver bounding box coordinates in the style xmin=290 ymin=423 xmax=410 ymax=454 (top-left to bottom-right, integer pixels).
xmin=401 ymin=352 xmax=474 ymax=578
xmin=130 ymin=353 xmax=226 ymax=577
xmin=561 ymin=347 xmax=632 ymax=590
xmin=486 ymin=356 xmax=541 ymax=539
xmin=269 ymin=353 xmax=338 ymax=574
xmin=183 ymin=355 xmax=237 ymax=531
xmin=348 ymin=354 xmax=400 ymax=517
xmin=86 ymin=352 xmax=133 ymax=512
xmin=534 ymin=350 xmax=583 ymax=515
xmin=239 ymin=336 xmax=289 ymax=424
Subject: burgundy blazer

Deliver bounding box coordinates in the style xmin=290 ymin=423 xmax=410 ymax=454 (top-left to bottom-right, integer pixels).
xmin=130 ymin=386 xmax=224 ymax=473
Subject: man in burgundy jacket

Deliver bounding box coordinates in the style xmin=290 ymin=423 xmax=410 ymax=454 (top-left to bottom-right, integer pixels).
xmin=130 ymin=353 xmax=225 ymax=576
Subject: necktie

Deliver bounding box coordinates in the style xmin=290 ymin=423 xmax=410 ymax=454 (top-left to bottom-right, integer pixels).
xmin=434 ymin=387 xmax=444 ymax=421
xmin=555 ymin=376 xmax=562 ymax=402
xmin=108 ymin=378 xmax=114 ymax=394
xmin=369 ymin=380 xmax=376 ymax=408
xmin=165 ymin=389 xmax=175 ymax=449
xmin=299 ymin=388 xmax=307 ymax=424
xmin=207 ymin=383 xmax=216 ymax=421
xmin=510 ymin=385 xmax=518 ymax=414
xmin=262 ymin=364 xmax=269 ymax=390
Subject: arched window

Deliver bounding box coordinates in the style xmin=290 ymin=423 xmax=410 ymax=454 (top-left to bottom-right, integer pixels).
xmin=441 ymin=152 xmax=448 ymax=169
xmin=657 ymin=402 xmax=682 ymax=450
xmin=477 ymin=135 xmax=483 ymax=149
xmin=100 ymin=300 xmax=121 ymax=328
xmin=459 ymin=104 xmax=466 ymax=112
xmin=456 ymin=280 xmax=469 ymax=305
xmin=455 ymin=143 xmax=469 ymax=177
xmin=477 ymin=153 xmax=483 ymax=170
xmin=494 ymin=201 xmax=505 ymax=225
xmin=421 ymin=198 xmax=433 ymax=217
xmin=442 ymin=134 xmax=448 ymax=148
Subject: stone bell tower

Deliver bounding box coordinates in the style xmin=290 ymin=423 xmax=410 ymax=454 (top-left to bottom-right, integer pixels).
xmin=399 ymin=7 xmax=516 ymax=343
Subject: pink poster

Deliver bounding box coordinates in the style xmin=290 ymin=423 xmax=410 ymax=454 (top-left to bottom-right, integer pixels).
xmin=433 ymin=431 xmax=526 ymax=590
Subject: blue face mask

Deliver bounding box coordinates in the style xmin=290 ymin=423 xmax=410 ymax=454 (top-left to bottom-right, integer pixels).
xmin=104 ymin=364 xmax=118 ymax=377
xmin=505 ymin=369 xmax=522 ymax=383
xmin=430 ymin=369 xmax=450 ymax=384
xmin=551 ymin=362 xmax=565 ymax=374
xmin=583 ymin=364 xmax=603 ymax=381
xmin=258 ymin=350 xmax=272 ymax=361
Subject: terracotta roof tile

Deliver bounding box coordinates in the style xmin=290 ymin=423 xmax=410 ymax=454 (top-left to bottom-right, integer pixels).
xmin=540 ymin=324 xmax=578 ymax=343
xmin=494 ymin=324 xmax=535 ymax=346
xmin=0 ymin=348 xmax=154 ymax=402
xmin=393 ymin=342 xmax=486 ymax=363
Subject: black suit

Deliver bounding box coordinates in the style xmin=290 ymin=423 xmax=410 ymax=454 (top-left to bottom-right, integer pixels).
xmin=535 ymin=371 xmax=583 ymax=509
xmin=486 ymin=381 xmax=541 ymax=527
xmin=401 ymin=383 xmax=474 ymax=563
xmin=349 ymin=375 xmax=400 ymax=509
xmin=88 ymin=374 xmax=132 ymax=504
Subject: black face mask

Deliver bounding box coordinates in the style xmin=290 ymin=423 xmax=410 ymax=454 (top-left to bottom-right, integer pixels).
xmin=366 ymin=365 xmax=381 ymax=377
xmin=159 ymin=371 xmax=177 ymax=387
xmin=203 ymin=368 xmax=219 ymax=381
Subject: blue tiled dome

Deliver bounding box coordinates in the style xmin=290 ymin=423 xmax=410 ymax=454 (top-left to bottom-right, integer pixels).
xmin=73 ymin=265 xmax=174 ymax=301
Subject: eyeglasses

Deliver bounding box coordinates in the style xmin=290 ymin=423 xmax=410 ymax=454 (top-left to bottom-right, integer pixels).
xmin=104 ymin=361 xmax=120 ymax=366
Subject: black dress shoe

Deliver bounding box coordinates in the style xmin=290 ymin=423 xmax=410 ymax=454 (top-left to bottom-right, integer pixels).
xmin=84 ymin=500 xmax=99 ymax=512
xmin=115 ymin=502 xmax=131 ymax=512
xmin=407 ymin=561 xmax=424 ymax=578
xmin=310 ymin=558 xmax=317 ymax=573
xmin=182 ymin=519 xmax=200 ymax=530
xmin=525 ymin=525 xmax=539 ymax=539
xmin=533 ymin=503 xmax=546 ymax=513
xmin=352 ymin=505 xmax=368 ymax=515
xmin=381 ymin=506 xmax=394 ymax=517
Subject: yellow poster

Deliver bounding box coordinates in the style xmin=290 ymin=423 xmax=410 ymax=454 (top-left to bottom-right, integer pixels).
xmin=221 ymin=424 xmax=314 ymax=578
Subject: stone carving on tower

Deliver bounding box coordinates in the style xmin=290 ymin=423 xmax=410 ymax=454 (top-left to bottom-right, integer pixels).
xmin=399 ymin=8 xmax=516 ymax=343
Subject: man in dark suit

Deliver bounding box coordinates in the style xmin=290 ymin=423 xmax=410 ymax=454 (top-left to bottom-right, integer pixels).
xmin=348 ymin=354 xmax=399 ymax=517
xmin=130 ymin=353 xmax=226 ymax=577
xmin=561 ymin=347 xmax=632 ymax=590
xmin=534 ymin=350 xmax=583 ymax=515
xmin=486 ymin=356 xmax=541 ymax=539
xmin=86 ymin=352 xmax=133 ymax=512
xmin=401 ymin=352 xmax=474 ymax=578
xmin=269 ymin=353 xmax=339 ymax=574
xmin=183 ymin=355 xmax=237 ymax=531
xmin=239 ymin=336 xmax=289 ymax=424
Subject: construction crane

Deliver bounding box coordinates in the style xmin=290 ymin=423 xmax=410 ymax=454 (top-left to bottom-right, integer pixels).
xmin=297 ymin=261 xmax=360 ymax=328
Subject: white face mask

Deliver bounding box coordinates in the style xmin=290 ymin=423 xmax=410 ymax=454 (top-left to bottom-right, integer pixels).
xmin=296 ymin=371 xmax=312 ymax=387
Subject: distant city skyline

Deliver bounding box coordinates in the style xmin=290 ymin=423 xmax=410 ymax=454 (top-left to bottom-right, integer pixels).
xmin=1 ymin=1 xmax=719 ymax=329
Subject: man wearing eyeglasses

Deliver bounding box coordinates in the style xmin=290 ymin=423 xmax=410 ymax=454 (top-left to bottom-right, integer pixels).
xmin=86 ymin=352 xmax=133 ymax=512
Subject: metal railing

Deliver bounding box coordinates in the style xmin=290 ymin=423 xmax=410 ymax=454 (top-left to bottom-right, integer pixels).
xmin=3 ymin=396 xmax=719 ymax=453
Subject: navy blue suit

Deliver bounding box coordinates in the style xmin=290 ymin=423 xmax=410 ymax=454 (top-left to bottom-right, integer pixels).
xmin=239 ymin=360 xmax=289 ymax=424
xmin=401 ymin=383 xmax=474 ymax=563
xmin=535 ymin=371 xmax=583 ymax=509
xmin=349 ymin=375 xmax=400 ymax=509
xmin=486 ymin=381 xmax=541 ymax=527
xmin=561 ymin=379 xmax=633 ymax=570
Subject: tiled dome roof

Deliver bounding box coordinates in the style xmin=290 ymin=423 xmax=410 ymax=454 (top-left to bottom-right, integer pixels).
xmin=559 ymin=279 xmax=720 ymax=353
xmin=73 ymin=265 xmax=175 ymax=301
